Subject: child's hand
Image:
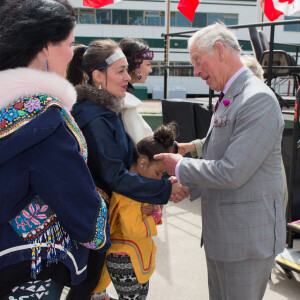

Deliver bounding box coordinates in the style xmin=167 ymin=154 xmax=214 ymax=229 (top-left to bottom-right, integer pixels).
xmin=141 ymin=203 xmax=154 ymax=215
xmin=153 ymin=204 xmax=163 ymax=211
xmin=172 ymin=183 xmax=190 ymax=199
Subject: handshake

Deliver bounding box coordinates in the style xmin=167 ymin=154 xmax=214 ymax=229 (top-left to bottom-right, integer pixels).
xmin=154 ymin=149 xmax=191 ymax=204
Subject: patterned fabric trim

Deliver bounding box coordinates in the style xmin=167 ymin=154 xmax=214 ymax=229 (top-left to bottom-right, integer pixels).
xmin=110 ymin=239 xmax=153 ymax=274
xmin=9 ymin=197 xmax=71 ymax=279
xmin=142 ymin=218 xmax=152 ymax=237
xmin=0 ymin=94 xmax=61 ymax=139
xmin=0 ymin=94 xmax=88 ymax=162
xmin=81 ymin=196 xmax=108 ymax=250
xmin=61 ymin=108 xmax=87 ymax=162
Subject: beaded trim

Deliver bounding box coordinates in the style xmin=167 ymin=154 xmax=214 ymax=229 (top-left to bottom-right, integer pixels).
xmin=81 ymin=196 xmax=108 ymax=250
xmin=0 ymin=94 xmax=88 ymax=162
xmin=9 ymin=197 xmax=71 ymax=279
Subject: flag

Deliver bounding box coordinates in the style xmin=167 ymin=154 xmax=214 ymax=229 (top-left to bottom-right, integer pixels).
xmin=177 ymin=0 xmax=200 ymax=22
xmin=83 ymin=0 xmax=122 ymax=8
xmin=262 ymin=0 xmax=300 ymax=22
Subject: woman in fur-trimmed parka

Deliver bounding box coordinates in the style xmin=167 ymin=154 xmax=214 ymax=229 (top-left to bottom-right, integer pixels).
xmin=0 ymin=1 xmax=109 ymax=299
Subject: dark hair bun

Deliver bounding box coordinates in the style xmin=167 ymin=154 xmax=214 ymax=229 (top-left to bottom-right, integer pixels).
xmin=154 ymin=122 xmax=177 ymax=149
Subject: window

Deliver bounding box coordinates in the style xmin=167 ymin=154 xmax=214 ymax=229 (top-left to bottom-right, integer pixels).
xmin=223 ymin=14 xmax=238 ymax=26
xmin=76 ymin=8 xmax=95 ymax=24
xmin=207 ymin=13 xmax=238 ymax=26
xmin=176 ymin=12 xmax=192 ymax=27
xmin=192 ymin=13 xmax=207 ymax=28
xmin=284 ymin=16 xmax=300 ymax=32
xmin=145 ymin=11 xmax=164 ymax=26
xmin=169 ymin=62 xmax=193 ymax=77
xmin=150 ymin=61 xmax=193 ymax=77
xmin=150 ymin=61 xmax=164 ymax=76
xmin=96 ymin=10 xmax=111 ymax=24
xmin=112 ymin=10 xmax=127 ymax=25
xmin=129 ymin=10 xmax=143 ymax=25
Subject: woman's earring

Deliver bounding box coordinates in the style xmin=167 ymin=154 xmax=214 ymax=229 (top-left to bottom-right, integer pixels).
xmin=46 ymin=59 xmax=49 ymax=72
xmin=137 ymin=66 xmax=142 ymax=81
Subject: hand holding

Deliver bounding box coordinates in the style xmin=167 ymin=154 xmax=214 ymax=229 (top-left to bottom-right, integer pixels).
xmin=177 ymin=142 xmax=196 ymax=156
xmin=171 ymin=182 xmax=190 ymax=199
xmin=154 ymin=153 xmax=182 ymax=175
xmin=141 ymin=204 xmax=154 ymax=215
xmin=168 ymin=176 xmax=178 ymax=184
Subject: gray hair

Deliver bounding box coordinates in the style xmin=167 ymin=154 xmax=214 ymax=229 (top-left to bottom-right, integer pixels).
xmin=240 ymin=55 xmax=264 ymax=81
xmin=188 ymin=23 xmax=241 ymax=55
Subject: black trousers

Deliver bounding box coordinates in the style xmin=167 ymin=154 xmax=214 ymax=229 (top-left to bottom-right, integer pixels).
xmin=66 ymin=251 xmax=106 ymax=300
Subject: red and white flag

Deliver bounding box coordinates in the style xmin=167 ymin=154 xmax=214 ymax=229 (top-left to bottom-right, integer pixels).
xmin=83 ymin=0 xmax=122 ymax=8
xmin=262 ymin=0 xmax=300 ymax=22
xmin=177 ymin=0 xmax=200 ymax=22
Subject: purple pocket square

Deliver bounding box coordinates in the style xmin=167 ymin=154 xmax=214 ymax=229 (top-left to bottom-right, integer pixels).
xmin=214 ymin=115 xmax=229 ymax=127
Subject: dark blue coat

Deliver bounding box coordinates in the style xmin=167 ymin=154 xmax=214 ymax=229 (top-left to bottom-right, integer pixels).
xmin=72 ymin=85 xmax=172 ymax=204
xmin=0 ymin=105 xmax=108 ymax=290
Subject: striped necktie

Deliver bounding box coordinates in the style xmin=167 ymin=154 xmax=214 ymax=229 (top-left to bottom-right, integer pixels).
xmin=214 ymin=92 xmax=224 ymax=112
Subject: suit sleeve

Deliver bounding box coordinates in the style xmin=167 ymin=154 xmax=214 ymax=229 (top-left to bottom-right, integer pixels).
xmin=83 ymin=116 xmax=171 ymax=204
xmin=117 ymin=195 xmax=157 ymax=239
xmin=179 ymin=91 xmax=284 ymax=190
xmin=30 ymin=108 xmax=108 ymax=247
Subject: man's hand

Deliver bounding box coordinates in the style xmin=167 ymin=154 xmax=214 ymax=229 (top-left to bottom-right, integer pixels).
xmin=177 ymin=142 xmax=196 ymax=156
xmin=154 ymin=153 xmax=182 ymax=175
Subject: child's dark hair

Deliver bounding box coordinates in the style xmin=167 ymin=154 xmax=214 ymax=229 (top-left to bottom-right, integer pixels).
xmin=0 ymin=0 xmax=75 ymax=71
xmin=119 ymin=37 xmax=150 ymax=74
xmin=133 ymin=122 xmax=177 ymax=163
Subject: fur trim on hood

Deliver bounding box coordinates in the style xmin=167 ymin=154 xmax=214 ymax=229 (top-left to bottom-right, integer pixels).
xmin=0 ymin=68 xmax=76 ymax=112
xmin=76 ymin=84 xmax=123 ymax=114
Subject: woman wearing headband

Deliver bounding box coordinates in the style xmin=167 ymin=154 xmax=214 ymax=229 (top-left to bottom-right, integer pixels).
xmin=66 ymin=39 xmax=188 ymax=300
xmin=119 ymin=38 xmax=154 ymax=144
xmin=0 ymin=1 xmax=109 ymax=299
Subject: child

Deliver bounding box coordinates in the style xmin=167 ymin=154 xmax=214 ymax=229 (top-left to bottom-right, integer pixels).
xmin=94 ymin=122 xmax=181 ymax=299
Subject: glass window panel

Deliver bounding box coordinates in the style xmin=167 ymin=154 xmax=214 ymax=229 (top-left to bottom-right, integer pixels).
xmin=160 ymin=12 xmax=165 ymax=26
xmin=208 ymin=13 xmax=222 ymax=25
xmin=223 ymin=14 xmax=238 ymax=26
xmin=176 ymin=12 xmax=191 ymax=27
xmin=284 ymin=16 xmax=299 ymax=31
xmin=96 ymin=10 xmax=111 ymax=24
xmin=112 ymin=10 xmax=127 ymax=25
xmin=129 ymin=10 xmax=143 ymax=25
xmin=192 ymin=13 xmax=207 ymax=28
xmin=170 ymin=12 xmax=176 ymax=27
xmin=79 ymin=14 xmax=95 ymax=24
xmin=145 ymin=11 xmax=164 ymax=26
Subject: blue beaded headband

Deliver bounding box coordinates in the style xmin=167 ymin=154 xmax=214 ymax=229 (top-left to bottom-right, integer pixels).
xmin=134 ymin=50 xmax=154 ymax=61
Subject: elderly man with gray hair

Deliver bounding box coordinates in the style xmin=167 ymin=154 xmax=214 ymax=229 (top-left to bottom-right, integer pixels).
xmin=155 ymin=23 xmax=285 ymax=300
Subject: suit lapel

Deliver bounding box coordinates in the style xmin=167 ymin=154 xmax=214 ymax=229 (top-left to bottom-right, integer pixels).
xmin=204 ymin=68 xmax=254 ymax=141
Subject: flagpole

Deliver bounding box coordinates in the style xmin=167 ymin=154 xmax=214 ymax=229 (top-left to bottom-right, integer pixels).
xmin=261 ymin=0 xmax=265 ymax=30
xmin=164 ymin=0 xmax=170 ymax=99
xmin=257 ymin=0 xmax=264 ymax=30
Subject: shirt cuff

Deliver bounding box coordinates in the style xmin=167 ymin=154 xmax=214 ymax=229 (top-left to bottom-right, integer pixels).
xmin=175 ymin=158 xmax=183 ymax=183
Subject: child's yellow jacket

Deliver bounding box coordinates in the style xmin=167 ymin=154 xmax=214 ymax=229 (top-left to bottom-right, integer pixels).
xmin=94 ymin=191 xmax=161 ymax=293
